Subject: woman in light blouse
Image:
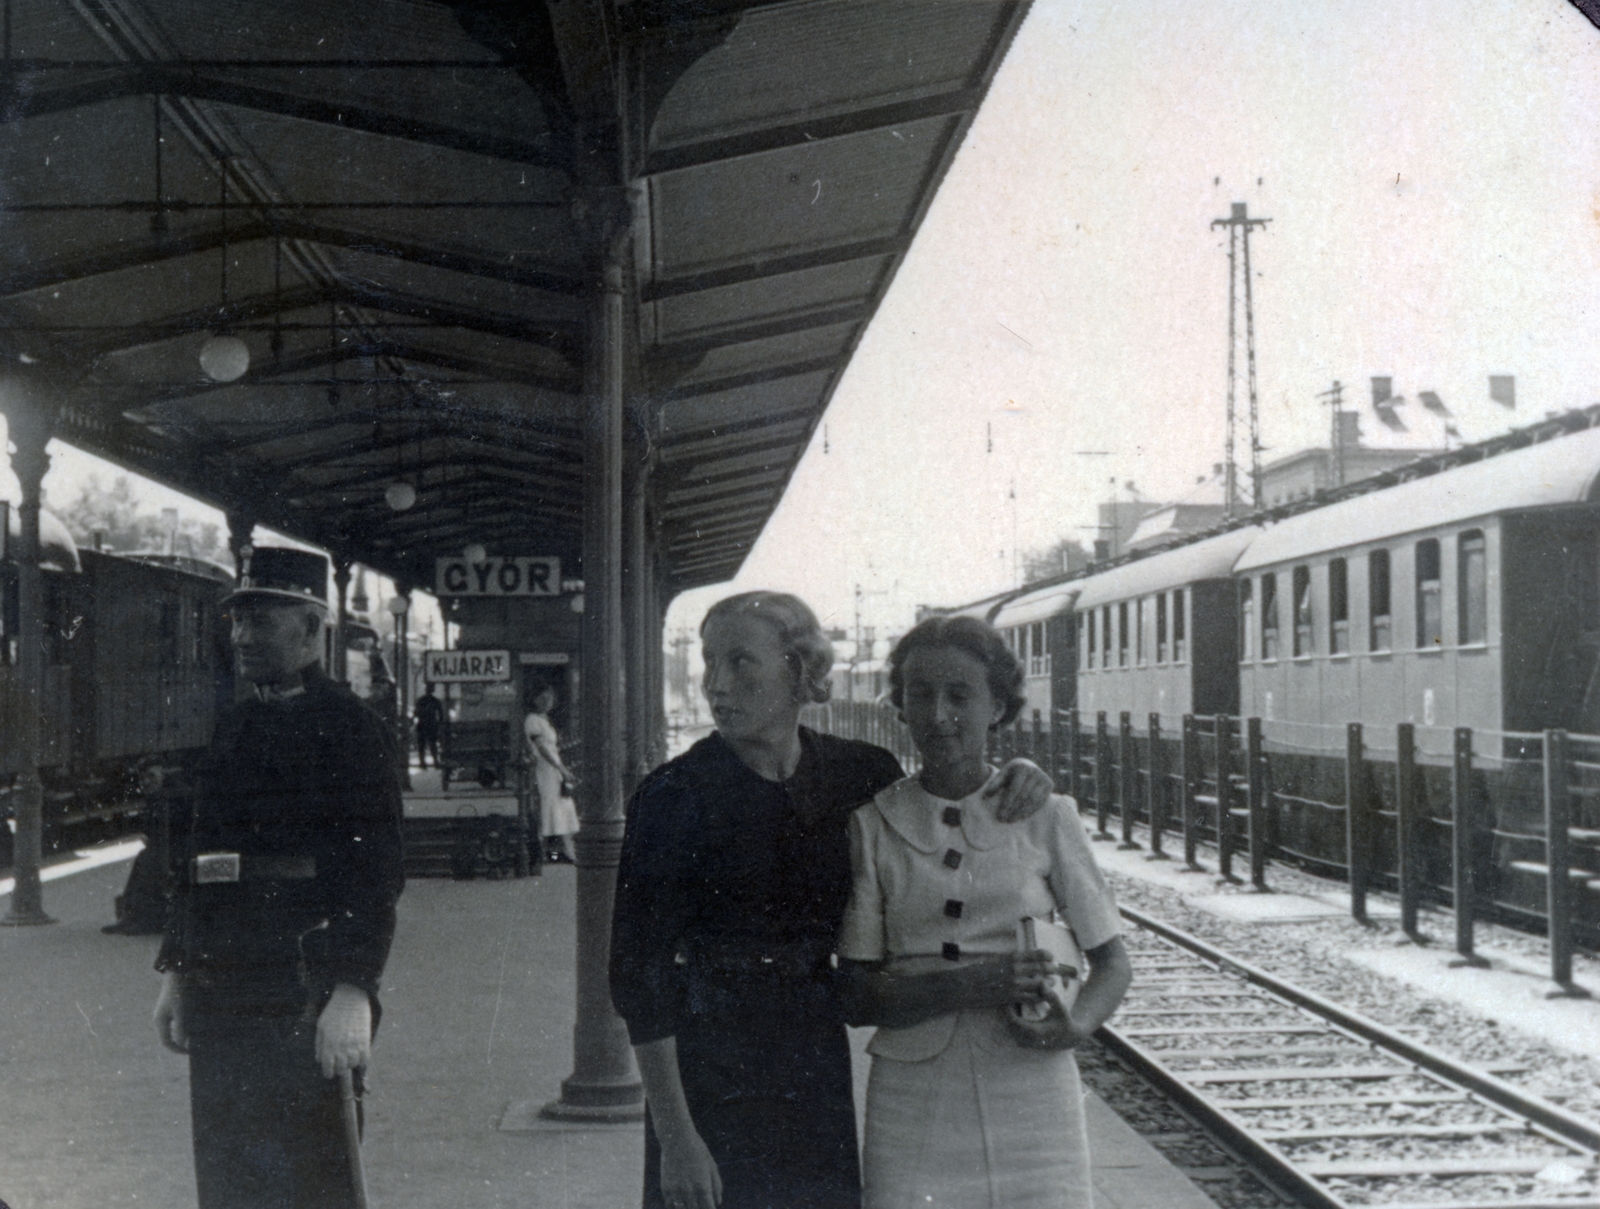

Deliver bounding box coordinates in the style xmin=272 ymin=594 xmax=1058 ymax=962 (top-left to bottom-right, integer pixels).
xmin=609 ymin=593 xmax=1056 ymax=1209
xmin=840 ymin=615 xmax=1132 ymax=1208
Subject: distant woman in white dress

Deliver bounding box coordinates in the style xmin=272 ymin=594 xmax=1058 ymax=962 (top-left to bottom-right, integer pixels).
xmin=525 ymin=685 xmax=579 ymax=863
xmin=839 ymin=615 xmax=1133 ymax=1208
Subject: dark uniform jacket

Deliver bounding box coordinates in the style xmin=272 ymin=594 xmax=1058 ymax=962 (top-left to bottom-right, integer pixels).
xmin=158 ymin=662 xmax=406 ymax=1015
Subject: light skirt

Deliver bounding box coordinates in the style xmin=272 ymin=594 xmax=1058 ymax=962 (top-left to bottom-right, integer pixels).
xmin=862 ymin=1011 xmax=1092 ymax=1209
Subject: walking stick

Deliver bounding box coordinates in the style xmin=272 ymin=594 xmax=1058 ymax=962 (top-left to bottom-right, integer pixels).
xmin=338 ymin=1069 xmax=371 ymax=1209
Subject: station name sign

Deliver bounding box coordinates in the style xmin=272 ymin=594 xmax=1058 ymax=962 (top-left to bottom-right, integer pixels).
xmin=425 ymin=649 xmax=512 ymax=682
xmin=435 ymin=556 xmax=560 ymax=597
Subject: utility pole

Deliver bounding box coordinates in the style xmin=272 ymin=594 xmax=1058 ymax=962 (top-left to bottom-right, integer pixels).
xmin=1316 ymin=380 xmax=1347 ymax=488
xmin=1211 ymin=202 xmax=1271 ymax=515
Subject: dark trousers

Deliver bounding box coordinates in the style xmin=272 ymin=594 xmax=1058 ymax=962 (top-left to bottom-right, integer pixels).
xmin=187 ymin=1013 xmax=361 ymax=1209
xmin=416 ymin=726 xmax=440 ymax=767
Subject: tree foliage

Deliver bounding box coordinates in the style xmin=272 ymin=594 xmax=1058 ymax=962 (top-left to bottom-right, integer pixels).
xmin=1021 ymin=538 xmax=1092 ymax=584
xmin=48 ymin=474 xmax=225 ymax=562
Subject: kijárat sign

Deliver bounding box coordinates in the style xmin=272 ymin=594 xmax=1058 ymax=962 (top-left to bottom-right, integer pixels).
xmin=424 ymin=649 xmax=511 ymax=682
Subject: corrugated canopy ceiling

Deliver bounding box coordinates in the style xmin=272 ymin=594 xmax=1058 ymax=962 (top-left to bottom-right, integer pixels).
xmin=0 ymin=0 xmax=1027 ymax=594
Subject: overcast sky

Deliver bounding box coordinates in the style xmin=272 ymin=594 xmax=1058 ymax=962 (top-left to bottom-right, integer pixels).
xmin=9 ymin=0 xmax=1600 ymax=659
xmin=668 ymin=0 xmax=1600 ymax=641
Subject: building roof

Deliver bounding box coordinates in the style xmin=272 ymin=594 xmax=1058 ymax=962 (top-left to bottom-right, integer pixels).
xmin=0 ymin=0 xmax=1029 ymax=593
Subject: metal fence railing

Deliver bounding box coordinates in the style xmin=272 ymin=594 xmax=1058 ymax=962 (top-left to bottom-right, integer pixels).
xmin=809 ymin=698 xmax=1600 ymax=995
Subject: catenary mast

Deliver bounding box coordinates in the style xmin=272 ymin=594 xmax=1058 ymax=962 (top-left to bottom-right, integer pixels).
xmin=1211 ymin=202 xmax=1271 ymax=515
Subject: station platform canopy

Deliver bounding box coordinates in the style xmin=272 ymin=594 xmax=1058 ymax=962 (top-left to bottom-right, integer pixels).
xmin=0 ymin=0 xmax=1029 ymax=595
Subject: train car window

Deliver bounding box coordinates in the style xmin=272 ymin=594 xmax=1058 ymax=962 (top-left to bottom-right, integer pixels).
xmin=1329 ymin=558 xmax=1350 ymax=654
xmin=1117 ymin=601 xmax=1129 ymax=667
xmin=1416 ymin=539 xmax=1442 ymax=649
xmin=1369 ymin=550 xmax=1392 ymax=652
xmin=1135 ymin=599 xmax=1146 ymax=665
xmin=1172 ymin=589 xmax=1186 ymax=663
xmin=1458 ymin=531 xmax=1486 ymax=645
xmin=1261 ymin=573 xmax=1280 ymax=661
xmin=1155 ymin=593 xmax=1168 ymax=664
xmin=1103 ymin=606 xmax=1113 ymax=669
xmin=1292 ymin=566 xmax=1313 ymax=658
xmin=1029 ymin=621 xmax=1048 ymax=677
xmin=1084 ymin=611 xmax=1094 ymax=669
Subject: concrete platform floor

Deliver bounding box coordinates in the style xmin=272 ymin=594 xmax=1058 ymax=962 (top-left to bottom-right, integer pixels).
xmin=0 ymin=841 xmax=1215 ymax=1209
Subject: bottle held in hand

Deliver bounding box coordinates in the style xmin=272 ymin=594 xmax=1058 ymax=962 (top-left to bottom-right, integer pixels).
xmin=1013 ymin=915 xmax=1082 ymax=1022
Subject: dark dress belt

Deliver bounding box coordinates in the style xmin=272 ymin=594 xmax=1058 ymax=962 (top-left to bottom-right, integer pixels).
xmin=191 ymin=852 xmax=317 ymax=883
xmin=684 ymin=937 xmax=833 ymax=980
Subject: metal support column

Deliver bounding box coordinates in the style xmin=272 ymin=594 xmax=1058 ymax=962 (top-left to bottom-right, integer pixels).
xmin=544 ymin=194 xmax=644 ymax=1121
xmin=1450 ymin=727 xmax=1486 ymax=966
xmin=1180 ymin=715 xmax=1202 ymax=871
xmin=1093 ymin=711 xmax=1112 ymax=840
xmin=1066 ymin=708 xmax=1081 ymax=804
xmin=2 ymin=398 xmax=57 ymax=926
xmin=622 ymin=430 xmax=656 ymax=793
xmin=1146 ymin=713 xmax=1168 ymax=860
xmin=1117 ymin=712 xmax=1139 ymax=849
xmin=1247 ymin=717 xmax=1268 ymax=890
xmin=332 ymin=557 xmax=351 ymax=683
xmin=1396 ymin=722 xmax=1421 ymax=941
xmin=1542 ymin=730 xmax=1587 ymax=996
xmin=1217 ymin=714 xmax=1240 ymax=883
xmin=1346 ymin=722 xmax=1369 ymax=923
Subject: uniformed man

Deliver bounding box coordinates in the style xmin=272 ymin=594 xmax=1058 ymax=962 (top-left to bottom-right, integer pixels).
xmin=152 ymin=546 xmax=405 ymax=1209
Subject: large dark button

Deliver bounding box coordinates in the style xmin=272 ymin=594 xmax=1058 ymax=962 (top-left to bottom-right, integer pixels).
xmin=942 ymin=849 xmax=963 ymax=870
xmin=942 ymin=942 xmax=961 ymax=961
xmin=944 ymin=899 xmax=964 ymax=919
xmin=942 ymin=806 xmax=962 ymax=828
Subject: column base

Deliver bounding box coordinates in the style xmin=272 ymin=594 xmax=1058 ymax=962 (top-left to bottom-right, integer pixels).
xmin=539 ymin=1075 xmax=644 ymax=1123
xmin=0 ymin=909 xmax=57 ymax=927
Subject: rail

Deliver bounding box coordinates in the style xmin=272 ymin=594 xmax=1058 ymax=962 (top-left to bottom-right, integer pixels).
xmin=1105 ymin=906 xmax=1600 ymax=1209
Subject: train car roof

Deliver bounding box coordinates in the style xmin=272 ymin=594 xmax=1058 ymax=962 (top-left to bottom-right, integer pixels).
xmin=931 ymin=589 xmax=1022 ymax=624
xmin=1236 ymin=422 xmax=1600 ymax=571
xmin=3 ymin=506 xmax=81 ymax=573
xmin=1074 ymin=526 xmax=1264 ymax=611
xmin=992 ymin=583 xmax=1079 ymax=629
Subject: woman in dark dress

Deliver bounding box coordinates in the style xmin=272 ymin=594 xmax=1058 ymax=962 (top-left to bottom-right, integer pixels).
xmin=610 ymin=591 xmax=1051 ymax=1209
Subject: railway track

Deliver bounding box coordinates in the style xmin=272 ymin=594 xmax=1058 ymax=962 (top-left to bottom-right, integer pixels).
xmin=1104 ymin=905 xmax=1600 ymax=1209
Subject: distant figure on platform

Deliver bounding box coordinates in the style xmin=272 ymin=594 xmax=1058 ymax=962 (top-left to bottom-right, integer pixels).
xmin=524 ymin=685 xmax=579 ymax=864
xmin=839 ymin=616 xmax=1131 ymax=1209
xmin=152 ymin=546 xmax=405 ymax=1209
xmin=414 ymin=683 xmax=443 ymax=769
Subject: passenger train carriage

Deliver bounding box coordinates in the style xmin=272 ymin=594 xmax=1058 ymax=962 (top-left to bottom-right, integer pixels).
xmin=968 ymin=408 xmax=1600 ymax=936
xmin=1235 ymin=422 xmax=1600 ymax=741
xmin=1 ymin=515 xmax=233 ymax=857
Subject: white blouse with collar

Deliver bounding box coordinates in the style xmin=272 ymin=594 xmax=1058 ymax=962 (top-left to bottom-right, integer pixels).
xmin=838 ymin=777 xmax=1121 ymax=1062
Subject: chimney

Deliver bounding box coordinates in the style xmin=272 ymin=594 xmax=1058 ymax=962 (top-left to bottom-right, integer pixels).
xmin=1489 ymin=375 xmax=1515 ymax=409
xmin=1370 ymin=377 xmax=1393 ymax=406
xmin=161 ymin=506 xmax=179 ymax=555
xmin=1093 ymin=540 xmax=1110 ymax=563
